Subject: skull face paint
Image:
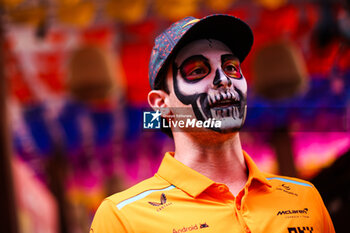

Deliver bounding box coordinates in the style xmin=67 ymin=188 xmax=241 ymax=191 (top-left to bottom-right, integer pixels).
xmin=172 ymin=39 xmax=247 ymax=132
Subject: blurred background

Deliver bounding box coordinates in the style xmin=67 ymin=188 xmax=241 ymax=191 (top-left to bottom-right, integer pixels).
xmin=0 ymin=0 xmax=349 ymax=232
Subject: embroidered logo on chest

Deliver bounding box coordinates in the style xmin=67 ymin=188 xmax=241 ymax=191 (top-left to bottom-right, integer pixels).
xmin=148 ymin=193 xmax=173 ymax=212
xmin=277 ymin=208 xmax=310 ymax=219
xmin=276 ymin=183 xmax=299 ymax=196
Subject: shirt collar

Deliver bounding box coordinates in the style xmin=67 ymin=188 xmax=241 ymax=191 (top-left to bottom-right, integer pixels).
xmin=157 ymin=151 xmax=271 ymax=198
xmin=157 ymin=152 xmax=215 ymax=198
xmin=242 ymin=150 xmax=272 ymax=188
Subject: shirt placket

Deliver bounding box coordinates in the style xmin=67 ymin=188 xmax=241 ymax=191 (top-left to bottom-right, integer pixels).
xmin=234 ymin=187 xmax=251 ymax=233
xmin=212 ymin=184 xmax=251 ymax=233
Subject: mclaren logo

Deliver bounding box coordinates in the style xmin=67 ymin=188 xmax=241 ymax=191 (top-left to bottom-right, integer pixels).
xmin=148 ymin=193 xmax=173 ymax=211
xmin=277 ymin=208 xmax=309 ymax=216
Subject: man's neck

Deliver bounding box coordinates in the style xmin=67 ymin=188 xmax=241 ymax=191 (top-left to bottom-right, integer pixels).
xmin=173 ymin=131 xmax=248 ymax=196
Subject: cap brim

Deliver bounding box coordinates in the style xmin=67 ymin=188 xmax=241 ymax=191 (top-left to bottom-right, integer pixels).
xmin=175 ymin=14 xmax=253 ymax=63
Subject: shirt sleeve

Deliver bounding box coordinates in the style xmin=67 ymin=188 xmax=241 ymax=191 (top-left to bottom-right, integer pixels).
xmin=322 ymin=206 xmax=335 ymax=233
xmin=312 ymin=187 xmax=335 ymax=233
xmin=90 ymin=199 xmax=133 ymax=233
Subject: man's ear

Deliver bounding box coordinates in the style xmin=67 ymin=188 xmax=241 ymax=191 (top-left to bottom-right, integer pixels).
xmin=148 ymin=90 xmax=169 ymax=110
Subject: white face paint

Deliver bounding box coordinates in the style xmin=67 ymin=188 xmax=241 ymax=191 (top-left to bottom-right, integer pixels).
xmin=172 ymin=39 xmax=248 ymax=132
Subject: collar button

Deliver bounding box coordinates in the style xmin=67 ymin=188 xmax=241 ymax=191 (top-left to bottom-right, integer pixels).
xmin=218 ymin=185 xmax=227 ymax=193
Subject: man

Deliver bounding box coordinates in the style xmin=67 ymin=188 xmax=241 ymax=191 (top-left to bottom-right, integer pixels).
xmin=90 ymin=14 xmax=335 ymax=233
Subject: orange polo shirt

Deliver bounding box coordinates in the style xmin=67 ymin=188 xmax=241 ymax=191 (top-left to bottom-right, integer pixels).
xmin=90 ymin=151 xmax=335 ymax=233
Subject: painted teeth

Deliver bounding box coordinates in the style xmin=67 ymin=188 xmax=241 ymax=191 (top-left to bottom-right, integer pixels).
xmin=208 ymin=91 xmax=239 ymax=107
xmin=210 ymin=108 xmax=216 ymax=118
xmin=210 ymin=106 xmax=240 ymax=119
xmin=209 ymin=94 xmax=215 ymax=105
xmin=228 ymin=107 xmax=233 ymax=117
xmin=234 ymin=107 xmax=239 ymax=117
xmin=208 ymin=96 xmax=212 ymax=105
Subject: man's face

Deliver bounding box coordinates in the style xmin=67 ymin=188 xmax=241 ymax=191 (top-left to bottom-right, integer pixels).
xmin=169 ymin=39 xmax=247 ymax=133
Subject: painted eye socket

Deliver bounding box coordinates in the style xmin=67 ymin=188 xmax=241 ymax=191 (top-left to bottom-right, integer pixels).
xmin=181 ymin=60 xmax=210 ymax=81
xmin=222 ymin=60 xmax=241 ymax=78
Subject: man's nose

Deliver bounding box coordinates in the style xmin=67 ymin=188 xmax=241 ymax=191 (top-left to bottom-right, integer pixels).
xmin=212 ymin=69 xmax=232 ymax=88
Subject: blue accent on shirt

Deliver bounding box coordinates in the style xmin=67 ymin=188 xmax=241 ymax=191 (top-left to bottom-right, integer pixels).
xmin=266 ymin=177 xmax=312 ymax=187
